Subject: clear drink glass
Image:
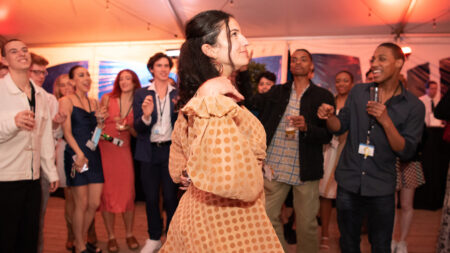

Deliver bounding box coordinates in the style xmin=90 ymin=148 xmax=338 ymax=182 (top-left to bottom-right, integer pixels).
xmin=285 ymin=112 xmax=296 ymax=140
xmin=369 ymin=86 xmax=380 ymax=102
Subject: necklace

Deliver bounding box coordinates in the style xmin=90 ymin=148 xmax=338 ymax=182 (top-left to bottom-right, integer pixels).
xmin=74 ymin=92 xmax=91 ymax=112
xmin=381 ymin=83 xmax=401 ymax=104
xmin=119 ymin=94 xmax=133 ymax=119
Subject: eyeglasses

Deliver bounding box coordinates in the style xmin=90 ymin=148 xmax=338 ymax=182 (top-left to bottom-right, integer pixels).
xmin=30 ymin=69 xmax=48 ymax=76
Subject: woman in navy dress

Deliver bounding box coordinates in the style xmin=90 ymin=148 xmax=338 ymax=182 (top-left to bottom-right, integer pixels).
xmin=60 ymin=65 xmax=103 ymax=253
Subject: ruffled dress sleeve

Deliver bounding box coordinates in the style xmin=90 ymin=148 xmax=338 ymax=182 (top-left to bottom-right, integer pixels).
xmin=178 ymin=95 xmax=266 ymax=202
xmin=168 ymin=111 xmax=189 ymax=184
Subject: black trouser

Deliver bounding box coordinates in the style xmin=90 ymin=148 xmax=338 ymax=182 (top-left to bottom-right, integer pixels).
xmin=0 ymin=179 xmax=42 ymax=253
xmin=140 ymin=143 xmax=179 ymax=240
xmin=336 ymin=186 xmax=395 ymax=253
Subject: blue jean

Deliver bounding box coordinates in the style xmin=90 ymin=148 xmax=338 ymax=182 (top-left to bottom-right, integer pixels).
xmin=336 ymin=186 xmax=395 ymax=253
xmin=140 ymin=144 xmax=179 ymax=240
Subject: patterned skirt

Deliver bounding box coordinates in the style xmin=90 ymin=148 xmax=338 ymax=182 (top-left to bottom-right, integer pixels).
xmin=437 ymin=162 xmax=450 ymax=253
xmin=396 ymin=160 xmax=426 ymax=190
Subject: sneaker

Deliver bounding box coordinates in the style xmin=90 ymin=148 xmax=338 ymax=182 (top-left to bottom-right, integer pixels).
xmin=391 ymin=240 xmax=397 ymax=253
xmin=140 ymin=239 xmax=162 ymax=253
xmin=396 ymin=241 xmax=408 ymax=253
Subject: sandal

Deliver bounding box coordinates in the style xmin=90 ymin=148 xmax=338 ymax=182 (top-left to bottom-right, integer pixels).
xmin=72 ymin=247 xmax=89 ymax=253
xmin=87 ymin=234 xmax=98 ymax=245
xmin=126 ymin=236 xmax=140 ymax=250
xmin=320 ymin=237 xmax=330 ymax=250
xmin=107 ymin=238 xmax=119 ymax=253
xmin=66 ymin=240 xmax=74 ymax=251
xmin=86 ymin=242 xmax=102 ymax=253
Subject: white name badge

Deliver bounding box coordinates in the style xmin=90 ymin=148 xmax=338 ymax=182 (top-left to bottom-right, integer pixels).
xmin=152 ymin=127 xmax=160 ymax=135
xmin=358 ymin=143 xmax=375 ymax=158
xmin=86 ymin=127 xmax=102 ymax=151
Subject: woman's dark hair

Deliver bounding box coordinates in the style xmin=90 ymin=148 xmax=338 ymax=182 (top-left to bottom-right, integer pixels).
xmin=147 ymin=52 xmax=173 ymax=73
xmin=257 ymin=71 xmax=276 ymax=84
xmin=68 ymin=65 xmax=84 ymax=79
xmin=110 ymin=69 xmax=142 ymax=98
xmin=335 ymin=70 xmax=354 ymax=83
xmin=177 ymin=10 xmax=234 ymax=109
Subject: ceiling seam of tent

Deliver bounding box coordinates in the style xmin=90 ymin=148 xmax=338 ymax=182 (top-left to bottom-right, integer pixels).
xmin=99 ymin=0 xmax=179 ymax=38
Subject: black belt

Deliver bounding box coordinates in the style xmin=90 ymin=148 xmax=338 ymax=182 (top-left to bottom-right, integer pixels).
xmin=151 ymin=141 xmax=171 ymax=147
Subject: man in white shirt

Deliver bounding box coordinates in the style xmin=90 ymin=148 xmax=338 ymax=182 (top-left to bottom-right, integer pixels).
xmin=28 ymin=52 xmax=67 ymax=253
xmin=0 ymin=62 xmax=8 ymax=78
xmin=419 ymin=81 xmax=444 ymax=127
xmin=0 ymin=39 xmax=59 ymax=252
xmin=133 ymin=52 xmax=179 ymax=253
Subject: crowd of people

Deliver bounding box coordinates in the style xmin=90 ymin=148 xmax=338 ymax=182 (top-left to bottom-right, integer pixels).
xmin=0 ymin=9 xmax=449 ymax=253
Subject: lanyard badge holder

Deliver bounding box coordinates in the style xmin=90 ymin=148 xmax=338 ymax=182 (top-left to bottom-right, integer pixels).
xmin=358 ymin=86 xmax=378 ymax=159
xmin=86 ymin=126 xmax=102 ymax=151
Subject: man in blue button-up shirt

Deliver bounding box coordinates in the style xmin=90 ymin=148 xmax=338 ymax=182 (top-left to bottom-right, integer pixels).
xmin=318 ymin=42 xmax=425 ymax=253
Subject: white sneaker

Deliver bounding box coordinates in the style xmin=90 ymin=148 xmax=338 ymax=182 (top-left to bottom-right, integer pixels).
xmin=396 ymin=241 xmax=408 ymax=253
xmin=391 ymin=240 xmax=397 ymax=253
xmin=140 ymin=239 xmax=162 ymax=253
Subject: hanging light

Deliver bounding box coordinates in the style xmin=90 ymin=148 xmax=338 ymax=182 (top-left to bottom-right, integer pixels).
xmin=401 ymin=46 xmax=412 ymax=59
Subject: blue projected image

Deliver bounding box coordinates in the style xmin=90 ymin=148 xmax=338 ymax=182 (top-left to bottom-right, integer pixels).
xmin=42 ymin=61 xmax=88 ymax=94
xmin=311 ymin=54 xmax=362 ymax=95
xmin=252 ymin=56 xmax=282 ymax=84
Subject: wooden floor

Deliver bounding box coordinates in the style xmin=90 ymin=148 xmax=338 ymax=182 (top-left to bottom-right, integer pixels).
xmin=43 ymin=196 xmax=442 ymax=253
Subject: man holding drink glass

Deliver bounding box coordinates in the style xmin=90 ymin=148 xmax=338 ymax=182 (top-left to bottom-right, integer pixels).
xmin=317 ymin=42 xmax=425 ymax=252
xmin=244 ymin=48 xmax=334 ymax=252
xmin=0 ymin=39 xmax=59 ymax=252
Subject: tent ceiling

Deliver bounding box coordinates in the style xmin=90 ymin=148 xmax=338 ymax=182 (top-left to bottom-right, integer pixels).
xmin=0 ymin=0 xmax=449 ymax=45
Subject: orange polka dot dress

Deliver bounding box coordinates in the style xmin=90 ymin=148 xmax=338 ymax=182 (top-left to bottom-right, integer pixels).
xmin=160 ymin=95 xmax=283 ymax=253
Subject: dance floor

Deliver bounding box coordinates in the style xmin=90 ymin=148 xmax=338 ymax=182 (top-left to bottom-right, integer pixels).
xmin=43 ymin=196 xmax=441 ymax=253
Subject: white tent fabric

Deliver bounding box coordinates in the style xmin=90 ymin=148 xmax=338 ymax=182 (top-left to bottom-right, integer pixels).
xmin=1 ymin=0 xmax=449 ymax=44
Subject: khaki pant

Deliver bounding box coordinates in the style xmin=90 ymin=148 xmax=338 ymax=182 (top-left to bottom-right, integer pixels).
xmin=264 ymin=179 xmax=320 ymax=253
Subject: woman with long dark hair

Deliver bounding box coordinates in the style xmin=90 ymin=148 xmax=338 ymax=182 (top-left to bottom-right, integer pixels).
xmin=98 ymin=69 xmax=140 ymax=252
xmin=159 ymin=10 xmax=282 ymax=252
xmin=59 ymin=66 xmax=103 ymax=253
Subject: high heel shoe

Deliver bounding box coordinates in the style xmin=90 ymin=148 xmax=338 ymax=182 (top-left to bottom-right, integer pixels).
xmin=86 ymin=242 xmax=102 ymax=253
xmin=72 ymin=247 xmax=90 ymax=253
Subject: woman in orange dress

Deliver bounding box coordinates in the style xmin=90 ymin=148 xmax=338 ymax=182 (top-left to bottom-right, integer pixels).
xmin=98 ymin=69 xmax=141 ymax=252
xmin=159 ymin=10 xmax=283 ymax=253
